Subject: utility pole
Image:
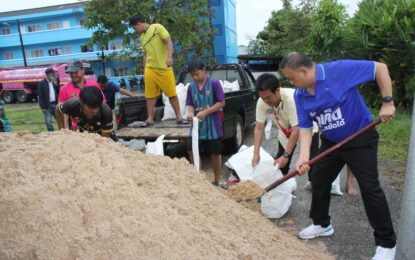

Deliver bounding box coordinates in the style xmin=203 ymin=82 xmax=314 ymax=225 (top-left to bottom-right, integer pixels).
xmin=16 ymin=19 xmax=27 ymax=67
xmin=97 ymin=47 xmax=106 ymax=75
xmin=397 ymin=96 xmax=415 ymax=259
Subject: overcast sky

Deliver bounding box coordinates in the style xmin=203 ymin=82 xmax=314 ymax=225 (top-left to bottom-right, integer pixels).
xmin=0 ymin=0 xmax=361 ymax=45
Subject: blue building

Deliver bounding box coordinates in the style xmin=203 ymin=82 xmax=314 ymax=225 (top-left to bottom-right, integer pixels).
xmin=0 ymin=1 xmax=237 ymax=84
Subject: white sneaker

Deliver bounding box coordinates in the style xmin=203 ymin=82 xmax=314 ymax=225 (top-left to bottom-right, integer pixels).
xmin=299 ymin=224 xmax=334 ymax=239
xmin=371 ymin=246 xmax=396 ymax=260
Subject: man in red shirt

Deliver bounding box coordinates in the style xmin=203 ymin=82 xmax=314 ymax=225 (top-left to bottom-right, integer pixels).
xmin=58 ymin=59 xmax=105 ymax=129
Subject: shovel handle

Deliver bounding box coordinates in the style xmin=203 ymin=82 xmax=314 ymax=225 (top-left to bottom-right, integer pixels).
xmin=264 ymin=119 xmax=382 ymax=193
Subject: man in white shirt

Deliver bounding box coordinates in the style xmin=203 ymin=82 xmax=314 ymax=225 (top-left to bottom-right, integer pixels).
xmin=252 ymin=73 xmax=319 ymax=181
xmin=38 ymin=68 xmax=60 ymax=131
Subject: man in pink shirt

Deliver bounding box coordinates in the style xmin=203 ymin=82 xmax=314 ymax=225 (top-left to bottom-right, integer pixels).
xmin=58 ymin=59 xmax=105 ymax=130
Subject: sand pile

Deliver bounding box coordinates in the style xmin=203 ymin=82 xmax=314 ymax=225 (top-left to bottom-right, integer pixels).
xmin=228 ymin=180 xmax=265 ymax=202
xmin=0 ymin=131 xmax=332 ymax=260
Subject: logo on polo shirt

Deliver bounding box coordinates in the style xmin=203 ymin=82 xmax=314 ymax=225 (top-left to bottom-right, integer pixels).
xmin=315 ymin=107 xmax=345 ymax=131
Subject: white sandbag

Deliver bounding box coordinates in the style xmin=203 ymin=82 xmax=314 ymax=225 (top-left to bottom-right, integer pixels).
xmin=261 ymin=184 xmax=295 ymax=219
xmin=226 ymin=145 xmax=274 ymax=181
xmin=162 ymin=83 xmax=189 ymax=121
xmin=250 ymin=162 xmax=280 ymax=188
xmin=260 ymin=169 xmax=296 ymax=218
xmin=331 ymin=174 xmax=343 ymax=195
xmin=192 ymin=117 xmax=200 ymax=172
xmin=118 ymin=138 xmax=146 ymax=151
xmin=226 ymin=145 xmax=295 ymax=219
xmin=145 ymin=135 xmax=165 ymax=155
xmin=223 ymin=80 xmax=240 ymax=93
xmin=225 ymin=145 xmax=248 ymax=169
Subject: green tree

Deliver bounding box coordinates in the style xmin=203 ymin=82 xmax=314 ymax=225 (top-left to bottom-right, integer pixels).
xmin=247 ymin=0 xmax=316 ymax=56
xmin=342 ymin=0 xmax=415 ymax=108
xmin=83 ymin=0 xmax=216 ymax=74
xmin=309 ymin=0 xmax=348 ymax=61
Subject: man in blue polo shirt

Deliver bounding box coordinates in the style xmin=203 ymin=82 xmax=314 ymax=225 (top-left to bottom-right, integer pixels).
xmin=280 ymin=52 xmax=396 ymax=260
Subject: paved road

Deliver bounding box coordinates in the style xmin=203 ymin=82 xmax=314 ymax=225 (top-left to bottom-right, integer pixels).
xmin=200 ymin=127 xmax=402 ymax=260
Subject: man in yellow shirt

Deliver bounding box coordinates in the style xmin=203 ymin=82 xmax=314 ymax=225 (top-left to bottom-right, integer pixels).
xmin=129 ymin=14 xmax=186 ymax=127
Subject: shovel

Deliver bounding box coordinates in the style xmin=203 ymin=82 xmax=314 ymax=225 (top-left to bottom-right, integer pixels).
xmin=263 ymin=118 xmax=382 ymax=195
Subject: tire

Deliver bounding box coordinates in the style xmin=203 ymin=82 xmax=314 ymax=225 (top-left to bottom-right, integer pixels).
xmin=223 ymin=115 xmax=244 ymax=154
xmin=2 ymin=91 xmax=15 ymax=104
xmin=16 ymin=90 xmax=28 ymax=103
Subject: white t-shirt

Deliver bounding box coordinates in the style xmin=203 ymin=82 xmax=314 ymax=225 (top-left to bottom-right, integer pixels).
xmin=256 ymin=87 xmax=318 ymax=148
xmin=48 ymin=80 xmax=56 ymax=103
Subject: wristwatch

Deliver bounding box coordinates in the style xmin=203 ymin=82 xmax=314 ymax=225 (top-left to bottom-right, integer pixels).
xmin=381 ymin=96 xmax=394 ymax=103
xmin=282 ymin=151 xmax=290 ymax=158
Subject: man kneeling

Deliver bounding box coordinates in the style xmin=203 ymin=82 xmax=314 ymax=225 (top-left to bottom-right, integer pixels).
xmin=56 ymin=87 xmax=117 ymax=141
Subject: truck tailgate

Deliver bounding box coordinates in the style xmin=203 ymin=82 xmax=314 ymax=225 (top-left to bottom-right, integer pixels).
xmin=116 ymin=120 xmax=190 ymax=141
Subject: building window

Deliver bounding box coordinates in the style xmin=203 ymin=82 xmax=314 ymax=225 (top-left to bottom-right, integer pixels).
xmin=81 ymin=45 xmax=94 ymax=52
xmin=64 ymin=46 xmax=72 ymax=54
xmin=31 ymin=49 xmax=44 ymax=58
xmin=113 ymin=67 xmax=129 ymax=76
xmin=213 ymin=24 xmax=223 ymax=36
xmin=63 ymin=20 xmax=70 ymax=28
xmin=1 ymin=28 xmax=10 ymax=35
xmin=79 ymin=18 xmax=85 ymax=26
xmin=48 ymin=48 xmax=64 ymax=56
xmin=110 ymin=41 xmax=123 ymax=50
xmin=27 ymin=24 xmax=41 ymax=32
xmin=5 ymin=52 xmax=13 ymax=60
xmin=47 ymin=22 xmax=62 ymax=30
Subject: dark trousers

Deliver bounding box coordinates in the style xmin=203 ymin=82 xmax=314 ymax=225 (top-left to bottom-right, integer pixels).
xmin=276 ymin=132 xmax=319 ymax=181
xmin=309 ymin=128 xmax=396 ymax=248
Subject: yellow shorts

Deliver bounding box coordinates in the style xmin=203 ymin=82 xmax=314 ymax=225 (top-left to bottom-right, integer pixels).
xmin=144 ymin=67 xmax=176 ymax=99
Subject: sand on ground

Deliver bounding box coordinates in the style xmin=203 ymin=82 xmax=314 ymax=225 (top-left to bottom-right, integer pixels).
xmin=0 ymin=131 xmax=332 ymax=260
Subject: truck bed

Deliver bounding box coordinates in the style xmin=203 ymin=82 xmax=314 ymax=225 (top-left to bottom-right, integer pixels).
xmin=115 ymin=120 xmax=190 ymax=141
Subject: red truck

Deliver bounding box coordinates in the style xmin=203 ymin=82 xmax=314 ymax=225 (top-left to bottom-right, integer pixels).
xmin=0 ymin=63 xmax=95 ymax=104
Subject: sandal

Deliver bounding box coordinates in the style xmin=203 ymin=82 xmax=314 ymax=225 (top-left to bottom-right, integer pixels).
xmin=138 ymin=121 xmax=154 ymax=128
xmin=128 ymin=121 xmax=154 ymax=128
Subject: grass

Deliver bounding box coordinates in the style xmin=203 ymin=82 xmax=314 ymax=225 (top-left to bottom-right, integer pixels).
xmin=4 ymin=102 xmax=58 ymax=133
xmin=373 ymin=109 xmax=412 ymax=165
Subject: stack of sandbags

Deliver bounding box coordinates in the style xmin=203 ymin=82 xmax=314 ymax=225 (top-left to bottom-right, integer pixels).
xmin=222 ymin=80 xmax=240 ymax=93
xmin=162 ymin=83 xmax=189 ymax=121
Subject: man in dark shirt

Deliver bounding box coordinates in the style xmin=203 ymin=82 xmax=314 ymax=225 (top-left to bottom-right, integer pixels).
xmin=55 ymin=86 xmax=116 ymax=140
xmin=97 ymin=75 xmax=139 ymax=110
xmin=38 ymin=67 xmax=60 ymax=131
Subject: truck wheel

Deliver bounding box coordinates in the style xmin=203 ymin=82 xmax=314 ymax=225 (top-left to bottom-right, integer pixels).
xmin=224 ymin=115 xmax=244 ymax=154
xmin=2 ymin=91 xmax=15 ymax=104
xmin=16 ymin=91 xmax=28 ymax=103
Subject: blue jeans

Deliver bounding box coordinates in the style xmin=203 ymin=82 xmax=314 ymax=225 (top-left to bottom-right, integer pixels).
xmin=44 ymin=103 xmax=56 ymax=132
